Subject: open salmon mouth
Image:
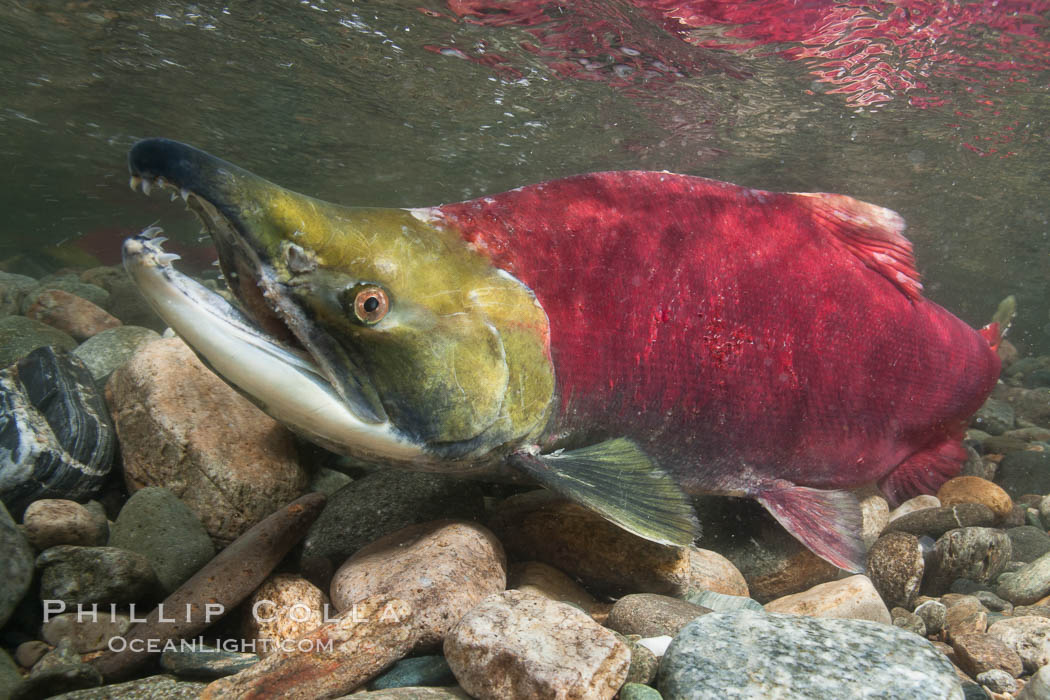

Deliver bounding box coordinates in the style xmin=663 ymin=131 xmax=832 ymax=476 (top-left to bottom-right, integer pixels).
xmin=126 ymin=137 xmax=389 ymax=426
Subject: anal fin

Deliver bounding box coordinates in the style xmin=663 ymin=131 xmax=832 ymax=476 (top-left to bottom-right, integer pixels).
xmin=878 ymin=438 xmax=967 ymax=507
xmin=755 ymin=480 xmax=865 ymax=572
xmin=508 ymin=438 xmax=699 ymax=546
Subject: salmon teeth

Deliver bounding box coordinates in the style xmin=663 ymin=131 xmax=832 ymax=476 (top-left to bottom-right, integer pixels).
xmin=158 ymin=253 xmax=181 ymax=264
xmin=142 ymin=225 xmax=164 ymax=239
xmin=129 ymin=175 xmax=142 ymax=192
xmin=142 ymin=179 xmax=152 ymax=195
xmin=180 ymin=188 xmax=190 ymax=201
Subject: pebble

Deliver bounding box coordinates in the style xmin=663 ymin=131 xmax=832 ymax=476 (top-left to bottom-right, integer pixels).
xmin=38 ymin=674 xmax=208 ymax=699
xmin=951 ymin=632 xmax=1023 ymax=678
xmin=203 ymin=520 xmax=505 ymax=698
xmin=444 ymin=590 xmax=630 ymax=700
xmin=891 ymin=608 xmax=926 ymax=636
xmin=606 ymin=594 xmax=709 ymax=638
xmin=107 ymin=338 xmax=307 ymax=544
xmin=0 ymin=271 xmax=40 ymax=315
xmin=160 ymin=647 xmax=260 ymax=679
xmin=108 ymin=487 xmax=215 ymax=595
xmin=982 ymin=435 xmax=1029 ymax=455
xmin=937 ymin=477 xmax=1013 ymax=519
xmin=1008 ymin=526 xmax=1050 ymax=563
xmin=658 ymin=610 xmax=962 ymax=698
xmin=915 ymin=599 xmax=948 ymax=635
xmin=888 ymin=494 xmax=941 ymax=522
xmin=763 ymin=575 xmax=891 ymax=624
xmin=685 ymin=547 xmax=749 ymax=598
xmin=25 ymin=289 xmax=121 ymax=341
xmin=72 ymin=326 xmax=161 ymax=382
xmin=0 ymin=502 xmax=33 ymax=628
xmin=976 ymin=669 xmax=1017 ymax=694
xmin=618 ymin=634 xmax=659 ymax=685
xmin=15 ymin=640 xmax=50 ymax=668
xmin=42 ymin=612 xmax=131 ymax=653
xmin=987 ymin=616 xmax=1050 ymax=672
xmin=0 ymin=347 xmax=115 ymax=517
xmin=369 ymin=656 xmax=455 ymax=690
xmin=997 ymin=551 xmax=1050 ymax=605
xmin=996 ymin=451 xmax=1050 ymax=500
xmin=882 ymin=503 xmax=998 ymax=538
xmin=0 ymin=315 xmax=77 ymax=367
xmin=21 ymin=499 xmax=108 ymax=550
xmin=489 ymin=491 xmax=737 ymax=597
xmin=241 ymin=574 xmax=328 ymax=656
xmin=22 ymin=280 xmax=108 ymax=312
xmin=89 ymin=492 xmax=325 ymax=682
xmin=944 ymin=596 xmax=989 ymax=640
xmin=867 ymin=531 xmax=925 ymax=609
xmin=972 ymin=399 xmax=1015 ymax=436
xmin=299 ymin=470 xmax=484 ymax=586
xmin=507 ymin=561 xmax=599 ymax=613
xmin=37 ymin=545 xmax=156 ymax=606
xmin=681 ymin=589 xmax=762 ymax=612
xmin=924 ymin=527 xmax=1013 ymax=595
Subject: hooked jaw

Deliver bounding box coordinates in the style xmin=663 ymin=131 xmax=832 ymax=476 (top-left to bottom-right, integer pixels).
xmin=127 ymin=138 xmax=389 ymax=428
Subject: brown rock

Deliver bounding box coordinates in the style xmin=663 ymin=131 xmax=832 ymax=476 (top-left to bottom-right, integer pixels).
xmin=507 ymin=562 xmax=599 ymax=613
xmin=858 ymin=488 xmax=890 ymax=547
xmin=944 ymin=595 xmax=989 ymax=641
xmin=444 ymin=590 xmax=629 ymax=700
xmin=242 ymin=574 xmax=329 ymax=657
xmin=106 ymin=338 xmax=307 ymax=544
xmin=937 ymin=477 xmax=1013 ymax=519
xmin=951 ymin=633 xmax=1023 ymax=678
xmin=21 ymin=499 xmax=108 ymax=550
xmin=203 ymin=520 xmax=505 ymax=698
xmin=605 ymin=593 xmax=709 ymax=638
xmin=867 ymin=531 xmax=924 ymax=610
xmin=25 ymin=288 xmax=121 ymax=341
xmin=488 ymin=492 xmax=706 ymax=597
xmin=89 ymin=492 xmax=325 ymax=681
xmin=686 ymin=548 xmax=748 ymax=598
xmin=763 ymin=575 xmax=891 ymax=624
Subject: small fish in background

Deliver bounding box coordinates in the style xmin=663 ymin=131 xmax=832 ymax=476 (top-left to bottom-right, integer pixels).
xmin=122 ymin=138 xmax=1002 ymax=572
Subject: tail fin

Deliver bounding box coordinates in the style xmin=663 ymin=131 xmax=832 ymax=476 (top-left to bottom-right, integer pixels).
xmin=754 ymin=480 xmax=865 ymax=572
xmin=981 ymin=295 xmax=1016 ymax=351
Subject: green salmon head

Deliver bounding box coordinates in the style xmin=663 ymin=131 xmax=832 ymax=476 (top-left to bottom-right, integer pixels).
xmin=127 ymin=138 xmax=555 ymax=463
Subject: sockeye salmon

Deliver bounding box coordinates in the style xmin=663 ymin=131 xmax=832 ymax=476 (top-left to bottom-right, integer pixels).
xmin=123 ymin=138 xmax=1002 ymax=572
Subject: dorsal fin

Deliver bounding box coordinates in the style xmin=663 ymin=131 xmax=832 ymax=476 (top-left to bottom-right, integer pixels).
xmin=792 ymin=191 xmax=923 ymax=300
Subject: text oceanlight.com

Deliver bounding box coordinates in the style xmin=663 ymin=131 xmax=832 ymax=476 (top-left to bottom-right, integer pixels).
xmin=107 ymin=636 xmax=335 ymax=654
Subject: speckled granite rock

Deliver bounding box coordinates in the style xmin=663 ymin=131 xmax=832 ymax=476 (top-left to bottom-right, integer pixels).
xmin=606 ymin=594 xmax=709 ymax=638
xmin=108 ymin=487 xmax=215 ymax=595
xmin=867 ymin=531 xmax=924 ymax=610
xmin=107 ymin=338 xmax=307 ymax=544
xmin=241 ymin=574 xmax=328 ymax=656
xmin=444 ymin=590 xmax=629 ymax=700
xmin=923 ymin=527 xmax=1012 ymax=595
xmin=0 ymin=502 xmax=33 ymax=628
xmin=42 ymin=612 xmax=131 ymax=653
xmin=658 ymin=610 xmax=963 ymax=699
xmin=202 ymin=520 xmax=505 ymax=699
xmin=507 ymin=561 xmax=599 ymax=613
xmin=987 ymin=616 xmax=1050 ymax=672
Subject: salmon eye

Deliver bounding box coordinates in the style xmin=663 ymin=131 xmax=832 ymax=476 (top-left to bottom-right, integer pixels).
xmin=347 ymin=285 xmax=389 ymax=324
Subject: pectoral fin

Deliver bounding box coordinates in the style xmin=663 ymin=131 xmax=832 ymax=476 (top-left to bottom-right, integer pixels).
xmin=509 ymin=438 xmax=699 ymax=546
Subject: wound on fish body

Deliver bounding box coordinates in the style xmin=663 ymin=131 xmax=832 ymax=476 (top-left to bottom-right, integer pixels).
xmin=123 ymin=139 xmax=1003 ymax=572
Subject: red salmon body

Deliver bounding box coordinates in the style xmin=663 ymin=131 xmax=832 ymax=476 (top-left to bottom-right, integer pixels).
xmin=432 ymin=171 xmax=1000 ymax=567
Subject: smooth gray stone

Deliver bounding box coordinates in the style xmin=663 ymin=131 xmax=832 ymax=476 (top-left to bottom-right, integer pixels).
xmin=0 ymin=649 xmax=20 ymax=700
xmin=972 ymin=398 xmax=1015 ymax=435
xmin=306 ymin=467 xmax=352 ymax=497
xmin=35 ymin=674 xmax=206 ymax=699
xmin=620 ymin=683 xmax=663 ymax=700
xmin=72 ymin=327 xmax=161 ymax=382
xmin=42 ymin=612 xmax=131 ymax=654
xmin=37 ymin=546 xmax=157 ymax=606
xmin=1016 ymin=663 xmax=1050 ymax=699
xmin=0 ymin=272 xmax=38 ymax=316
xmin=882 ymin=503 xmax=997 ymax=538
xmin=923 ymin=527 xmax=1012 ymax=595
xmin=606 ymin=594 xmax=709 ymax=638
xmin=10 ymin=663 xmax=102 ymax=700
xmin=1008 ymin=526 xmax=1050 ymax=563
xmin=658 ymin=610 xmax=963 ymax=699
xmin=997 ymin=550 xmax=1050 ymax=605
xmin=109 ymin=487 xmax=214 ymax=595
xmin=997 ymin=451 xmax=1050 ymax=500
xmin=160 ymin=647 xmax=258 ymax=679
xmin=101 ymin=279 xmax=165 ymax=333
xmin=370 ymin=656 xmax=455 ymax=690
xmin=0 ymin=502 xmax=33 ymax=628
xmin=682 ymin=589 xmax=762 ymax=612
xmin=0 ymin=316 xmax=77 ymax=368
